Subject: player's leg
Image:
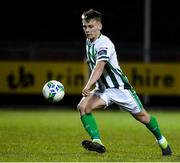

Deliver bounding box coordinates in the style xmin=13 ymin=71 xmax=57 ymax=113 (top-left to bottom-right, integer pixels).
xmin=132 ymin=110 xmax=172 ymax=156
xmin=110 ymin=88 xmax=172 ymax=156
xmin=128 ymin=89 xmax=172 ymax=156
xmin=77 ymin=93 xmax=105 ymax=141
xmin=77 ymin=92 xmax=106 ymax=153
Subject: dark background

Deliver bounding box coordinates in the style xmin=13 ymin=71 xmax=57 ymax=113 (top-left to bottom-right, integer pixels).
xmin=1 ymin=1 xmax=180 ymax=46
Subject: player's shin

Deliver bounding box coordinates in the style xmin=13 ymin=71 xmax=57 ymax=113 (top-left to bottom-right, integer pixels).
xmin=146 ymin=116 xmax=172 ymax=155
xmin=146 ymin=116 xmax=162 ymax=140
xmin=81 ymin=113 xmax=101 ymax=140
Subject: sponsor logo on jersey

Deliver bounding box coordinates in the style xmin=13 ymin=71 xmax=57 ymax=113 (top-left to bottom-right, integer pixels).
xmin=97 ymin=50 xmax=107 ymax=56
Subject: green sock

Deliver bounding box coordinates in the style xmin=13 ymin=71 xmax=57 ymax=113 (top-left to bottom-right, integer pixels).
xmin=81 ymin=113 xmax=100 ymax=139
xmin=146 ymin=116 xmax=162 ymax=140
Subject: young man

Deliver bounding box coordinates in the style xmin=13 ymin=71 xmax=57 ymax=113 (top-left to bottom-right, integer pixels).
xmin=77 ymin=9 xmax=172 ymax=156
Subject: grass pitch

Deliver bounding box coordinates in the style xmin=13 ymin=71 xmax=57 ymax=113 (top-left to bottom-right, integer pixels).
xmin=0 ymin=108 xmax=179 ymax=162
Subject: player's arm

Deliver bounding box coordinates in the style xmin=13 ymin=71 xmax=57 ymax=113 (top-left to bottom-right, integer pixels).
xmin=82 ymin=61 xmax=106 ymax=96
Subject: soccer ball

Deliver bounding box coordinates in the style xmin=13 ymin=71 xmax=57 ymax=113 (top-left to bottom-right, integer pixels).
xmin=42 ymin=80 xmax=65 ymax=103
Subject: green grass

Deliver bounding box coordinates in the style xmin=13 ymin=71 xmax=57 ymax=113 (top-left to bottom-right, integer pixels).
xmin=0 ymin=108 xmax=180 ymax=162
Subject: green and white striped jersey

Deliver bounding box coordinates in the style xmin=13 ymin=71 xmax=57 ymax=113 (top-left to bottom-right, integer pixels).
xmin=86 ymin=34 xmax=132 ymax=90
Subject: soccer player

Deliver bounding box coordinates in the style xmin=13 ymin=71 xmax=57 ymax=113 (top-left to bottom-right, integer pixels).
xmin=77 ymin=8 xmax=172 ymax=156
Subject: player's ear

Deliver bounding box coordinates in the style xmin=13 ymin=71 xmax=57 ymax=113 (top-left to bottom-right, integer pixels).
xmin=98 ymin=23 xmax=102 ymax=30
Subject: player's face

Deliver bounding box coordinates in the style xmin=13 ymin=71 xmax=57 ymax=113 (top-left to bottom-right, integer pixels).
xmin=82 ymin=19 xmax=102 ymax=42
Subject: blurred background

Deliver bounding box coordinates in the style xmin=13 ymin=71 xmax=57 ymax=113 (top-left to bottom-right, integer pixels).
xmin=0 ymin=0 xmax=180 ymax=109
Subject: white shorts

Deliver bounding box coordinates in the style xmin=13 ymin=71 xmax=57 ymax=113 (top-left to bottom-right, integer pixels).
xmin=93 ymin=88 xmax=144 ymax=114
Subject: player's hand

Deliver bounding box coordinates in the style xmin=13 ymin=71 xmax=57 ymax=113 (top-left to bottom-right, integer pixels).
xmin=82 ymin=86 xmax=91 ymax=97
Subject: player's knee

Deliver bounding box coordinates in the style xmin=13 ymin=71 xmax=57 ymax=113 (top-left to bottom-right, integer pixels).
xmin=77 ymin=104 xmax=85 ymax=115
xmin=139 ymin=117 xmax=148 ymax=124
xmin=134 ymin=111 xmax=150 ymax=124
xmin=137 ymin=115 xmax=150 ymax=124
xmin=77 ymin=104 xmax=90 ymax=114
xmin=77 ymin=104 xmax=93 ymax=115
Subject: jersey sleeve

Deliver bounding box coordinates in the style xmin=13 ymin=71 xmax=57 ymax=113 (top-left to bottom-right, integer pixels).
xmin=96 ymin=41 xmax=110 ymax=62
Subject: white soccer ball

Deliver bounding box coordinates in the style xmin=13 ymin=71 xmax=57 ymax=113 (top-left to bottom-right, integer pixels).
xmin=42 ymin=80 xmax=65 ymax=103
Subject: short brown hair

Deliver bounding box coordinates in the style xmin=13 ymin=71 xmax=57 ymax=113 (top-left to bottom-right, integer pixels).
xmin=81 ymin=9 xmax=102 ymax=22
